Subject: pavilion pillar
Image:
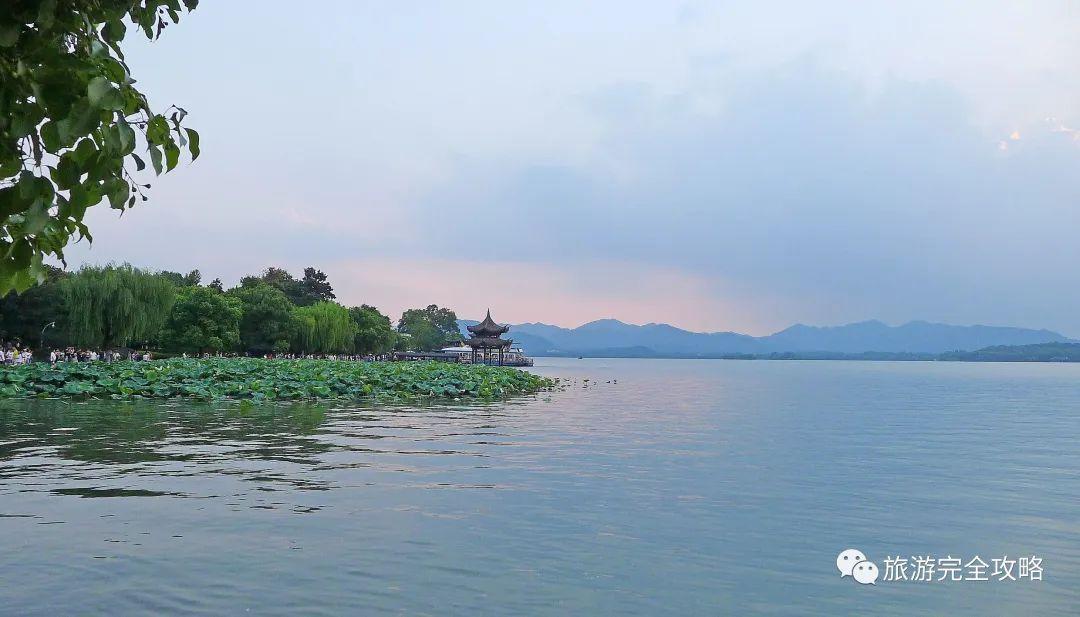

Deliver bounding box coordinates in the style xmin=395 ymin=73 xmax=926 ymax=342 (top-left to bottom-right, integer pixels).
xmin=464 ymin=311 xmax=512 ymax=368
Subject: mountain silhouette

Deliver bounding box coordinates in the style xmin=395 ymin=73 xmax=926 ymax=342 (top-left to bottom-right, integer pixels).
xmin=458 ymin=318 xmax=1073 ymax=356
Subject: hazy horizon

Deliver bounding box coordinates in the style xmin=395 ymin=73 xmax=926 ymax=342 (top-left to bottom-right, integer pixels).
xmin=462 ymin=315 xmax=1075 ymax=339
xmin=55 ymin=1 xmax=1080 ymax=337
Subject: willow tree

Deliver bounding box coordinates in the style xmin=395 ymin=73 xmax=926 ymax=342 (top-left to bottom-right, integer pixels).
xmin=1 ymin=1 xmax=199 ymax=294
xmin=62 ymin=263 xmax=175 ymax=349
xmin=292 ymin=301 xmax=357 ymax=354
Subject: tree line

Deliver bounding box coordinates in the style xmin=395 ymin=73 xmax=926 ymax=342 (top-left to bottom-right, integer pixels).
xmin=0 ymin=264 xmax=464 ymax=356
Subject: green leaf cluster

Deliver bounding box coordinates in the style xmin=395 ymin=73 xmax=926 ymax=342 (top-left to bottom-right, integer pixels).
xmin=159 ymin=285 xmax=242 ymax=353
xmin=1 ymin=0 xmax=200 ymax=294
xmin=0 ymin=357 xmax=554 ymax=401
xmin=239 ymin=266 xmax=336 ymax=307
xmin=227 ymin=282 xmax=297 ymax=354
xmin=350 ymin=304 xmax=397 ymax=356
xmin=398 ymin=304 xmax=460 ymax=351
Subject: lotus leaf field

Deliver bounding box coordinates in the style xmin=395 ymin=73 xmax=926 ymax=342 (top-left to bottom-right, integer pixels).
xmin=0 ymin=358 xmax=554 ymax=401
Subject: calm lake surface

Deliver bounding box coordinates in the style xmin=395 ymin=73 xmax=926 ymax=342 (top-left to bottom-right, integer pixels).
xmin=1 ymin=358 xmax=1078 ymax=615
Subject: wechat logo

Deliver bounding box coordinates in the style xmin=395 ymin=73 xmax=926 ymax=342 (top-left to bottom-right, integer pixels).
xmin=837 ymin=548 xmax=879 ymax=585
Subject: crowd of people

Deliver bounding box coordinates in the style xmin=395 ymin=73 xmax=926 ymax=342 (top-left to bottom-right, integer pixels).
xmin=2 ymin=341 xmax=382 ymax=366
xmin=2 ymin=343 xmax=34 ymax=365
xmin=1 ymin=341 xmax=154 ymax=365
xmin=46 ymin=349 xmax=152 ymax=363
xmin=260 ymin=353 xmax=374 ymax=361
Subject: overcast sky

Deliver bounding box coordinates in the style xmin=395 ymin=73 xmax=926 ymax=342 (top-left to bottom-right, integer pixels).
xmin=61 ymin=1 xmax=1080 ymax=335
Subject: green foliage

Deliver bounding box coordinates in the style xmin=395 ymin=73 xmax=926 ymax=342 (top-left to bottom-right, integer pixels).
xmin=292 ymin=301 xmax=357 ymax=353
xmin=301 ymin=267 xmax=334 ymax=303
xmin=1 ymin=260 xmax=461 ymax=361
xmin=938 ymin=342 xmax=1080 ymax=362
xmin=0 ymin=357 xmax=554 ymax=400
xmin=0 ymin=262 xmax=66 ymax=346
xmin=60 ymin=263 xmax=175 ymax=348
xmin=240 ymin=266 xmax=336 ymax=307
xmin=1 ymin=0 xmax=200 ymax=294
xmin=159 ymin=285 xmax=241 ymax=353
xmin=349 ymin=304 xmax=396 ymax=356
xmin=398 ymin=304 xmax=459 ymax=351
xmin=398 ymin=320 xmax=441 ymax=351
xmin=228 ymin=282 xmax=296 ymax=354
xmin=160 ymin=268 xmax=200 ymax=287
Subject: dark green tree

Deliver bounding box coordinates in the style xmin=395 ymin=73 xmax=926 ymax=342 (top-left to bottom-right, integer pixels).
xmin=229 ymin=282 xmax=295 ymax=354
xmin=182 ymin=268 xmax=200 ymax=286
xmin=61 ymin=263 xmax=175 ymax=348
xmin=397 ymin=304 xmax=459 ymax=351
xmin=241 ymin=266 xmax=308 ymax=305
xmin=349 ymin=304 xmax=396 ymax=356
xmin=207 ymin=277 xmax=223 ymax=292
xmin=240 ymin=266 xmax=335 ymax=307
xmin=159 ymin=270 xmax=185 ymax=287
xmin=159 ymin=285 xmax=241 ymax=353
xmin=159 ymin=268 xmax=200 ymax=287
xmin=301 ymin=266 xmax=335 ymax=303
xmin=0 ymin=263 xmax=66 ymax=346
xmin=1 ymin=0 xmax=200 ymax=294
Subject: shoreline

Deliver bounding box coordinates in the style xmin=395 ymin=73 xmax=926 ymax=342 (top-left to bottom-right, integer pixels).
xmin=534 ymin=354 xmax=1080 ymax=363
xmin=531 ymin=341 xmax=1080 ymax=363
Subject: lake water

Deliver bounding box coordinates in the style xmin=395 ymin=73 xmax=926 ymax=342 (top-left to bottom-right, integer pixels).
xmin=1 ymin=358 xmax=1078 ymax=615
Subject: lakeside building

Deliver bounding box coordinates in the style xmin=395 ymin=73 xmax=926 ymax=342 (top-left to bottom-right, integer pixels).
xmin=441 ymin=310 xmax=533 ymax=366
xmin=464 ymin=310 xmax=512 ymax=366
xmin=440 ymin=345 xmax=532 ymax=366
xmin=394 ymin=350 xmax=461 ymax=362
xmin=394 ymin=310 xmax=533 ymax=366
xmin=394 ymin=346 xmax=531 ymax=366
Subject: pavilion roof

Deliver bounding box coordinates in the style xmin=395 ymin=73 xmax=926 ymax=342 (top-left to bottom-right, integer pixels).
xmin=467 ymin=309 xmax=510 ymax=336
xmin=464 ymin=336 xmax=513 ymax=349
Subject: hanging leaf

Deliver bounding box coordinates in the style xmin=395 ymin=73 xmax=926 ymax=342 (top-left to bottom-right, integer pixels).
xmin=148 ymin=144 xmax=163 ymax=175
xmin=164 ymin=140 xmax=180 ymax=171
xmin=185 ymin=128 xmax=200 ymax=160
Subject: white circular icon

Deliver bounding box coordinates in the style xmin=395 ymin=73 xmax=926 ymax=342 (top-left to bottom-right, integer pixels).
xmin=836 ymin=548 xmax=866 ymax=577
xmin=852 ymin=560 xmax=879 ymax=585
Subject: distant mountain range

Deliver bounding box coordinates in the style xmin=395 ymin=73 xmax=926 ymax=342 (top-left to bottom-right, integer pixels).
xmin=456 ymin=318 xmax=1074 ymax=357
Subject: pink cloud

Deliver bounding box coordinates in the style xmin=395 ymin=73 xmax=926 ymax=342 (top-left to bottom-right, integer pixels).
xmin=327 ymin=257 xmax=776 ymax=333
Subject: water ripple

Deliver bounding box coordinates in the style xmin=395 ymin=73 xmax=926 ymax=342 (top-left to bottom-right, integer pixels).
xmin=1 ymin=359 xmax=1078 ymax=615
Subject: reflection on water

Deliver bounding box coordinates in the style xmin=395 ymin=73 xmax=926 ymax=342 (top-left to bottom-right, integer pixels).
xmin=0 ymin=396 xmax=522 ymax=504
xmin=1 ymin=359 xmax=1079 ymax=615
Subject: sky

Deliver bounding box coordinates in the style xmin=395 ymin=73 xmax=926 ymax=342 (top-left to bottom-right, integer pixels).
xmin=61 ymin=1 xmax=1080 ymax=336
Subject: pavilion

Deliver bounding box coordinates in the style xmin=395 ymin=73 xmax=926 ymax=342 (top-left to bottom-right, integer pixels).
xmin=465 ymin=310 xmax=513 ymax=365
